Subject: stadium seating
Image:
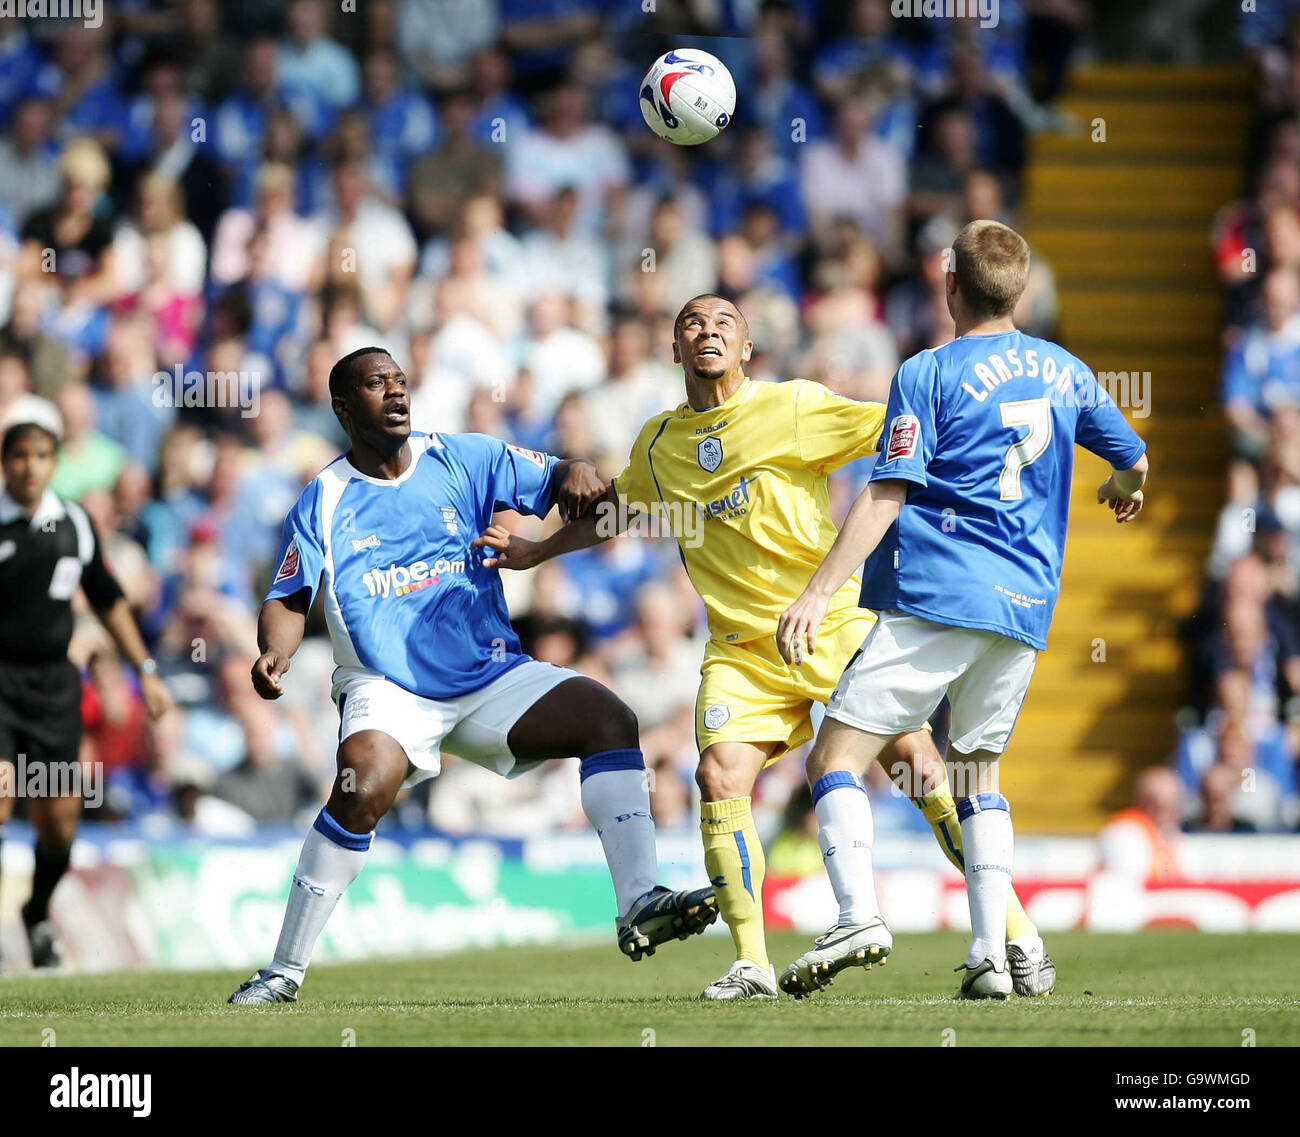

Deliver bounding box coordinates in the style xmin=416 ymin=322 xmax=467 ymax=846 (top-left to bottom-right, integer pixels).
xmin=1013 ymin=65 xmax=1252 ymax=831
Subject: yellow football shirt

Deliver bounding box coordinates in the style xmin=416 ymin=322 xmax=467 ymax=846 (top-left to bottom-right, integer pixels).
xmin=612 ymin=376 xmax=885 ymax=646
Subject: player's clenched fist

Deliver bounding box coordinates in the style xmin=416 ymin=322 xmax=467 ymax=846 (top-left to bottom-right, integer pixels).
xmin=473 ymin=525 xmax=544 ymax=570
xmin=553 ymin=459 xmax=606 ymax=522
xmin=251 ymin=651 xmax=291 ymax=699
xmin=777 ymin=589 xmax=831 ymax=666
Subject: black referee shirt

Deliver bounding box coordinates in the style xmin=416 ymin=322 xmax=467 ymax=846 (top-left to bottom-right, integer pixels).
xmin=0 ymin=488 xmax=124 ymax=664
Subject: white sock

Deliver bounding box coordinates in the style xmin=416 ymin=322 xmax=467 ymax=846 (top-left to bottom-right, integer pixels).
xmin=269 ymin=809 xmax=373 ymax=985
xmin=579 ymin=749 xmax=658 ymax=915
xmin=958 ymin=793 xmax=1014 ymax=967
xmin=812 ymin=771 xmax=881 ymax=926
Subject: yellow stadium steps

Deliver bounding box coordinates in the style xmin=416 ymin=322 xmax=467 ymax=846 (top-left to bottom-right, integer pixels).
xmin=1013 ymin=63 xmax=1250 ymax=832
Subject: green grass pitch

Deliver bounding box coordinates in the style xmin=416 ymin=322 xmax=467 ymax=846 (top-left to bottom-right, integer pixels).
xmin=1 ymin=931 xmax=1297 ymax=1046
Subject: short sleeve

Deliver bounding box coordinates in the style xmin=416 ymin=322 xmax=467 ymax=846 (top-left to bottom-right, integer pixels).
xmin=68 ymin=503 xmax=125 ymax=609
xmin=1075 ymin=373 xmax=1147 ymax=470
xmin=485 ymin=437 xmax=559 ymax=517
xmin=869 ymin=351 xmax=940 ymax=488
xmin=793 ymin=380 xmax=886 ymax=473
xmin=266 ymin=481 xmax=326 ymax=606
xmin=612 ymin=415 xmax=670 ymax=514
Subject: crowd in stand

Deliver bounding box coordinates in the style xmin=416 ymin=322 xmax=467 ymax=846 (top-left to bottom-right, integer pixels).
xmin=0 ymin=0 xmax=1085 ymax=839
xmin=1159 ymin=8 xmax=1300 ymax=837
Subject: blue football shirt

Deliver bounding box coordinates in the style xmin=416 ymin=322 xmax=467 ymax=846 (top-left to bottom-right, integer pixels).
xmin=267 ymin=431 xmax=558 ymax=700
xmin=861 ymin=330 xmax=1147 ymax=650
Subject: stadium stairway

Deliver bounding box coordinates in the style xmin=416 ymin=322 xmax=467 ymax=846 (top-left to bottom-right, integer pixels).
xmin=1011 ymin=64 xmax=1253 ymax=832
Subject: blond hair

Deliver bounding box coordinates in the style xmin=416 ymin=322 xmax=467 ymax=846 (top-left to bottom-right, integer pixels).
xmin=137 ymin=171 xmax=183 ymax=230
xmin=951 ymin=219 xmax=1030 ymax=319
xmin=60 ymin=137 xmax=111 ymax=192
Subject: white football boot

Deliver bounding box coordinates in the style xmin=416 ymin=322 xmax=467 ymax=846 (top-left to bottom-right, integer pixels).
xmin=700 ymin=960 xmax=778 ymax=1001
xmin=1007 ymin=936 xmax=1057 ymax=997
xmin=778 ymin=917 xmax=893 ymax=999
xmin=228 ymin=969 xmax=300 ymax=1004
xmin=954 ymin=956 xmax=1013 ymax=1000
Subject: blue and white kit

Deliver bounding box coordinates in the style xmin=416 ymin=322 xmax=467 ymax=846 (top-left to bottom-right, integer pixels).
xmin=830 ymin=330 xmax=1147 ymax=753
xmin=267 ymin=430 xmax=575 ymax=781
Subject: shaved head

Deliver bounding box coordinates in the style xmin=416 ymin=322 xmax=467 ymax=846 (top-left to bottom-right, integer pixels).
xmin=674 ymin=294 xmax=749 ymax=341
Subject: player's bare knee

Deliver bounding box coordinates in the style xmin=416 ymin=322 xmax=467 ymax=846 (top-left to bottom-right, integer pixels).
xmin=330 ymin=736 xmax=404 ymax=832
xmin=583 ymin=698 xmax=639 ymax=754
xmin=695 ymin=751 xmax=741 ymax=801
xmin=327 ymin=777 xmax=386 ymax=833
xmin=803 ymin=734 xmax=844 ymax=786
xmin=884 ymin=733 xmax=938 ymax=799
xmin=954 ymin=749 xmax=1001 ymax=796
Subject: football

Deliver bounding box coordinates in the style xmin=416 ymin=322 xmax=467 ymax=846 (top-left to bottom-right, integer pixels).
xmin=639 ymin=48 xmax=736 ymax=145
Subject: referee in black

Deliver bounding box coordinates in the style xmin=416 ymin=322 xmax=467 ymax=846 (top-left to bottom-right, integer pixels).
xmin=0 ymin=397 xmax=171 ymax=968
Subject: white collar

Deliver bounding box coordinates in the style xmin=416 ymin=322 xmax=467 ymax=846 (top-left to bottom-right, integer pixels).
xmin=340 ymin=433 xmax=435 ymax=487
xmin=0 ymin=487 xmax=65 ymax=528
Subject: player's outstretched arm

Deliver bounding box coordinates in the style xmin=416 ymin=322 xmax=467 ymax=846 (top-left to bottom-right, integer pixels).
xmin=252 ymin=591 xmax=310 ymax=699
xmin=1096 ymin=453 xmax=1149 ymax=524
xmin=474 ymin=486 xmax=624 ymax=570
xmin=777 ymin=479 xmax=909 ymax=665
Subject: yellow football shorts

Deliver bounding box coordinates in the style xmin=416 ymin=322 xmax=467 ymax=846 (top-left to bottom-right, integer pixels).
xmin=695 ymin=607 xmax=877 ymax=762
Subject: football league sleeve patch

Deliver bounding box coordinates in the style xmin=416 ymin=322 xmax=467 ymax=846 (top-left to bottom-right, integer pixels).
xmin=870 ymin=352 xmax=938 ymax=487
xmin=491 ymin=438 xmax=560 ymax=518
xmin=266 ymin=484 xmax=326 ymax=605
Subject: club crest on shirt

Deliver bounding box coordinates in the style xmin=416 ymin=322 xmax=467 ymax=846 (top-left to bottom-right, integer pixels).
xmin=885 ymin=414 xmax=920 ymax=461
xmin=697 ymin=436 xmax=723 ymax=473
xmin=440 ymin=507 xmax=459 ymax=535
xmin=274 ymin=536 xmax=300 ymax=583
xmin=703 ymin=703 xmax=730 ymax=729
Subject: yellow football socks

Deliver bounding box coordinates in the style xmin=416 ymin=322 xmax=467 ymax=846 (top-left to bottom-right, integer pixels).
xmin=916 ymin=776 xmax=1038 ymax=942
xmin=700 ymin=796 xmax=769 ymax=969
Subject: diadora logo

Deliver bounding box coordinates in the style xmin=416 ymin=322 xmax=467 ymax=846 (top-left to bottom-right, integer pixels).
xmin=362 ymin=558 xmax=465 ymax=598
xmin=293 ymin=876 xmax=325 ymax=897
xmin=351 ymin=533 xmax=381 ymax=553
xmin=692 ymin=474 xmax=757 ymax=519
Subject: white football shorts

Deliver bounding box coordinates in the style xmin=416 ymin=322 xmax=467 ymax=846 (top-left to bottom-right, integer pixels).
xmin=826 ymin=610 xmax=1038 ymax=755
xmin=331 ymin=659 xmax=579 ymax=786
